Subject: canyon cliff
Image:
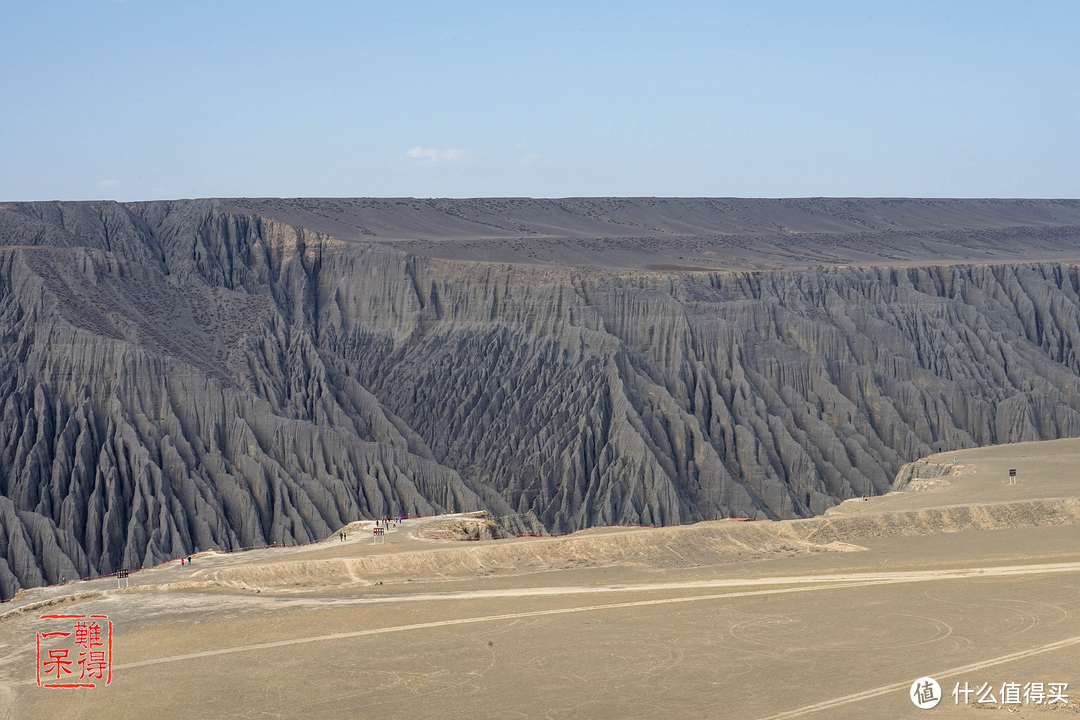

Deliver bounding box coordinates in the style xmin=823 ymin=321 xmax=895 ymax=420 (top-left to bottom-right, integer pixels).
xmin=2 ymin=197 xmax=1080 ymax=599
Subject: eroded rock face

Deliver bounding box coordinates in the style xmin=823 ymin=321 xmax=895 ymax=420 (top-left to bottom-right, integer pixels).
xmin=2 ymin=198 xmax=1080 ymax=599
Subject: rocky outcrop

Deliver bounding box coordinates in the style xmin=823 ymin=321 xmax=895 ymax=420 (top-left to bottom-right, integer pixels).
xmin=2 ymin=198 xmax=1080 ymax=599
xmin=891 ymin=460 xmax=957 ymax=491
xmin=416 ymin=511 xmax=548 ymax=541
xmin=494 ymin=510 xmax=548 ymax=538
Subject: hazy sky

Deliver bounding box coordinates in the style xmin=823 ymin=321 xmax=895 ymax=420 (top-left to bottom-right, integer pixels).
xmin=2 ymin=1 xmax=1077 ymax=200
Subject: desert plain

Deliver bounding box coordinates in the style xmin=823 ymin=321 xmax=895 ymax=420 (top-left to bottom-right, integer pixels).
xmin=1 ymin=437 xmax=1078 ymax=719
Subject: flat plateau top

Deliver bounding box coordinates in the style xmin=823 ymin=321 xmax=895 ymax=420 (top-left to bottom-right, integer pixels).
xmin=3 ymin=436 xmax=1080 ymax=719
xmin=223 ymin=197 xmax=1080 ymax=270
xmin=4 ymin=197 xmax=1080 ymax=270
xmin=826 ymin=436 xmax=1080 ymax=517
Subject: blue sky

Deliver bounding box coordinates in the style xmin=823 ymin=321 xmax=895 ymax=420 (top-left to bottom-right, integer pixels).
xmin=1 ymin=1 xmax=1077 ymax=200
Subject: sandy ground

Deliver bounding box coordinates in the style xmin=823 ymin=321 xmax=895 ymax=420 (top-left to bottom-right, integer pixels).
xmin=2 ymin=439 xmax=1079 ymax=719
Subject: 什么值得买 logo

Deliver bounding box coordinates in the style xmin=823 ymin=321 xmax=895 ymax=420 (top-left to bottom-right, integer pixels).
xmin=910 ymin=677 xmax=942 ymax=709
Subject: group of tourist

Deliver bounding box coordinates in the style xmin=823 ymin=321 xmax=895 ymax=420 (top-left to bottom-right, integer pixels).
xmin=337 ymin=515 xmax=408 ymax=542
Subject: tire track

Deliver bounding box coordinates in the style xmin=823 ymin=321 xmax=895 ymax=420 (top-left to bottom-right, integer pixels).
xmin=305 ymin=561 xmax=1080 ymax=605
xmin=99 ymin=561 xmax=1080 ymax=672
xmin=754 ymin=634 xmax=1080 ymax=720
xmin=10 ymin=561 xmax=1077 ymax=687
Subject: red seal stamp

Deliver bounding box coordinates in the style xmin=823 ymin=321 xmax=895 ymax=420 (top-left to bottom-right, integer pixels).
xmin=36 ymin=614 xmax=113 ymax=688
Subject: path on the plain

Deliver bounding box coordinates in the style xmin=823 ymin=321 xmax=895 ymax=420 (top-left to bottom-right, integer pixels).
xmin=84 ymin=560 xmax=1080 ymax=675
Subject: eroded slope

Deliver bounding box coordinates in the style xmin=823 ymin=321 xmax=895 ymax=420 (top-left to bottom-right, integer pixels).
xmin=2 ymin=198 xmax=1080 ymax=599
